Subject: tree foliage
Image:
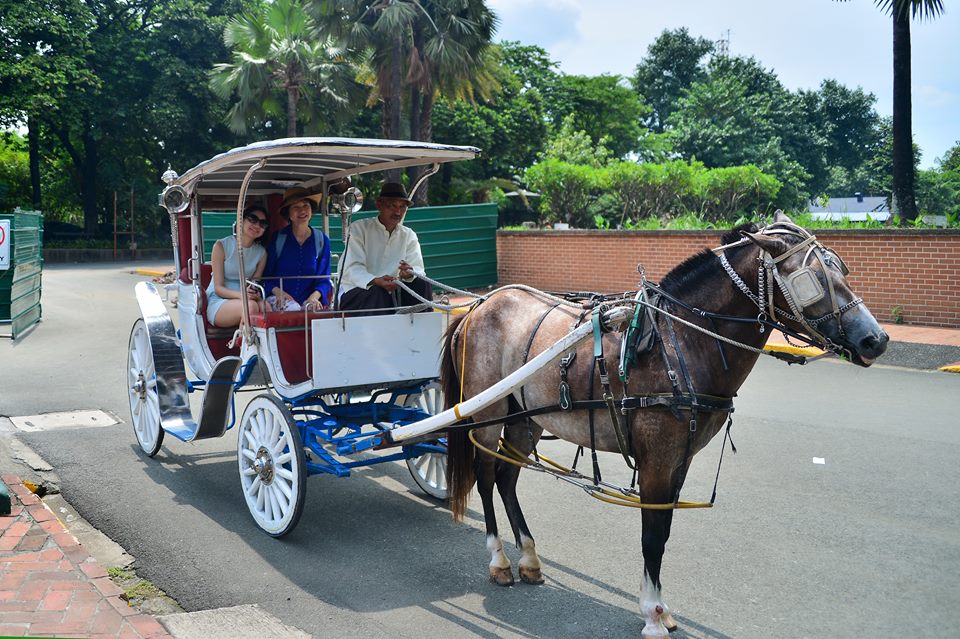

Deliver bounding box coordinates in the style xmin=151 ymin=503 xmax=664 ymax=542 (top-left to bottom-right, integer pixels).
xmin=631 ymin=27 xmax=713 ymax=133
xmin=210 ymin=0 xmax=361 ymax=137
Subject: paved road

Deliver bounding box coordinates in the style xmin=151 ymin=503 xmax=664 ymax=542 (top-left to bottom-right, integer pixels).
xmin=2 ymin=263 xmax=959 ymax=638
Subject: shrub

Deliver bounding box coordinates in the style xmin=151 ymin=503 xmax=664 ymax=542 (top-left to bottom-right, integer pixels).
xmin=692 ymin=165 xmax=781 ymax=221
xmin=524 ymin=159 xmax=598 ymax=227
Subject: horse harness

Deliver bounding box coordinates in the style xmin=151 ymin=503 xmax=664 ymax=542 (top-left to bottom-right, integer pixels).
xmin=454 ymin=219 xmax=860 ymax=509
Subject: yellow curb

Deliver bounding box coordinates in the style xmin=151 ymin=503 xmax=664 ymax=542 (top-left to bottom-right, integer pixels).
xmin=939 ymin=364 xmax=960 ymax=374
xmin=763 ymin=342 xmax=825 ymax=357
xmin=134 ymin=267 xmax=173 ymax=277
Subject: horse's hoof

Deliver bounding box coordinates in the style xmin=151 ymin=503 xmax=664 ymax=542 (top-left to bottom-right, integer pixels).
xmin=519 ymin=566 xmax=545 ymax=585
xmin=661 ymin=611 xmax=678 ymax=632
xmin=640 ymin=625 xmax=669 ymax=639
xmin=489 ymin=567 xmax=515 ymax=586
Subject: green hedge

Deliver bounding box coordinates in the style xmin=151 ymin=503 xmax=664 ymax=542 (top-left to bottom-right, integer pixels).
xmin=524 ymin=159 xmax=782 ymax=228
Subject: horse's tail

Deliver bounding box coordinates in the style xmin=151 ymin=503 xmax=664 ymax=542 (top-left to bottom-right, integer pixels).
xmin=442 ymin=311 xmax=475 ymax=522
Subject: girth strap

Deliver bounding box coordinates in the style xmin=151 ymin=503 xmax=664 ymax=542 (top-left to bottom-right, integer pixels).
xmin=520 ymin=302 xmax=562 ymax=411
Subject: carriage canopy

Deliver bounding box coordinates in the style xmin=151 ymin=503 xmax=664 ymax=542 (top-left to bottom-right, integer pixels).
xmin=172 ymin=137 xmax=481 ymax=198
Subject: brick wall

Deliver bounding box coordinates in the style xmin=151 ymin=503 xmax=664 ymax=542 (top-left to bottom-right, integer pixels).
xmin=497 ymin=229 xmax=960 ymax=328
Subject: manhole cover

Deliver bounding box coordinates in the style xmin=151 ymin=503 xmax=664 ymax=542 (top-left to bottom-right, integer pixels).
xmin=10 ymin=409 xmax=119 ymax=432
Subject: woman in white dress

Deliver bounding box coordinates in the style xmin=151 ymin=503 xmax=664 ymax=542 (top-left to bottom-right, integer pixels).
xmin=206 ymin=206 xmax=269 ymax=326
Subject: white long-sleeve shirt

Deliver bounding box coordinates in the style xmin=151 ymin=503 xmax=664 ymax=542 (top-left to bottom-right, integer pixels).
xmin=338 ymin=216 xmax=425 ymax=298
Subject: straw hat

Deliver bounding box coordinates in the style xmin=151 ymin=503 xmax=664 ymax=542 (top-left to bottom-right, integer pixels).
xmin=279 ymin=186 xmax=322 ymax=216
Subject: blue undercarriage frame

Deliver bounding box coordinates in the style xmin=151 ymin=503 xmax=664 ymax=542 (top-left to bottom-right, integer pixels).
xmin=186 ymin=361 xmax=444 ymax=477
xmin=290 ymin=383 xmax=444 ymax=478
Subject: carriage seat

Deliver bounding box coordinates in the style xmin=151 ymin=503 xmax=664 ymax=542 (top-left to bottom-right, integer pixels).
xmin=248 ymin=309 xmax=339 ymax=329
xmin=179 ymin=263 xmax=240 ymax=359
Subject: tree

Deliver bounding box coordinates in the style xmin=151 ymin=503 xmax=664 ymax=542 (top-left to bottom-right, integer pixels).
xmin=666 ymin=56 xmax=816 ymax=207
xmin=0 ymin=0 xmax=97 ymax=212
xmin=210 ymin=0 xmax=360 ymax=137
xmin=0 ymin=133 xmax=31 ymax=210
xmin=840 ymin=0 xmax=945 ymax=222
xmin=548 ymin=74 xmax=647 ymax=159
xmin=938 ymin=140 xmax=960 ymax=172
xmin=631 ymin=27 xmax=714 ymax=133
xmin=667 ymin=65 xmax=811 ymax=206
xmin=431 ymin=44 xmax=547 ymax=184
xmin=404 ymin=0 xmax=499 ymax=203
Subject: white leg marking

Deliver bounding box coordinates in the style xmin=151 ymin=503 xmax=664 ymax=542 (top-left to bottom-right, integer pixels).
xmin=486 ymin=534 xmax=511 ymax=571
xmin=517 ymin=534 xmax=541 ymax=572
xmin=640 ymin=572 xmax=669 ymax=638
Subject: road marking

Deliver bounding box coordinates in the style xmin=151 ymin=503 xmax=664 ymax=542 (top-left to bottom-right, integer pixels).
xmin=812 ymin=457 xmax=826 ymax=465
xmin=10 ymin=409 xmax=119 ymax=432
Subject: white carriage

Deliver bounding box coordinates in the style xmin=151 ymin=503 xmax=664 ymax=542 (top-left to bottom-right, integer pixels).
xmin=127 ymin=138 xmax=479 ymax=536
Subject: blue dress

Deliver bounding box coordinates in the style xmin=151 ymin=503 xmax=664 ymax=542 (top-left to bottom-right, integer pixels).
xmin=206 ymin=235 xmax=266 ymax=324
xmin=263 ymin=226 xmax=332 ymax=306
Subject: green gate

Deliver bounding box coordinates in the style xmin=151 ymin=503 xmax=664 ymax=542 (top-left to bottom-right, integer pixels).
xmin=0 ymin=209 xmax=43 ymax=339
xmin=202 ymin=203 xmax=497 ymax=291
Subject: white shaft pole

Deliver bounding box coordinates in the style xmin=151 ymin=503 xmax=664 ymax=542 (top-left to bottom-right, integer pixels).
xmin=387 ymin=306 xmax=628 ymax=443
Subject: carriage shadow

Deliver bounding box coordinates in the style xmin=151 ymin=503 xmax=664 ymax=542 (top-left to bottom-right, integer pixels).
xmin=132 ymin=439 xmax=731 ymax=638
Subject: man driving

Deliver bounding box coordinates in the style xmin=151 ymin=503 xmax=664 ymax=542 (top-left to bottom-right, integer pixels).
xmin=338 ymin=181 xmax=433 ymax=314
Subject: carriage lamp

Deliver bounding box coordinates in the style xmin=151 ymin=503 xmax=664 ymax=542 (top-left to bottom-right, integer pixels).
xmin=160 ymin=185 xmax=190 ymax=214
xmin=330 ymin=187 xmax=364 ymax=214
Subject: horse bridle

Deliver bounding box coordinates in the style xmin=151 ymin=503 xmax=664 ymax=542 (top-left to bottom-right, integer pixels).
xmin=715 ymin=220 xmax=863 ymax=350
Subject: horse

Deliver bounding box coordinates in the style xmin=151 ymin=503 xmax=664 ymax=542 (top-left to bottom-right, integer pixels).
xmin=440 ymin=212 xmax=888 ymax=638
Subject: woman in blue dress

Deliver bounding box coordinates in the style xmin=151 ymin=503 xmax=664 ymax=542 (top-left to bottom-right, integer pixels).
xmin=206 ymin=206 xmax=269 ymax=326
xmin=264 ymin=187 xmax=332 ymax=311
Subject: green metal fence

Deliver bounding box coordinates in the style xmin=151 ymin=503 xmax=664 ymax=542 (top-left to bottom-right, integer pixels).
xmin=0 ymin=209 xmax=43 ymax=339
xmin=201 ymin=203 xmax=498 ymax=291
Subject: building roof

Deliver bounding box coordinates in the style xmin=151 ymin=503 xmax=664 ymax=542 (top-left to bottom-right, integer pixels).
xmin=808 ymin=196 xmax=890 ymax=222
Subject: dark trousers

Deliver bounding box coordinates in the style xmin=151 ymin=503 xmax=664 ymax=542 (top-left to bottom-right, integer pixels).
xmin=339 ymin=277 xmax=433 ymax=316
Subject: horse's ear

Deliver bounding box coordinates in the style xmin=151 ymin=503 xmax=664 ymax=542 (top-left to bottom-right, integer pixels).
xmin=773 ymin=209 xmax=793 ymax=225
xmin=742 ymin=231 xmax=787 ymax=256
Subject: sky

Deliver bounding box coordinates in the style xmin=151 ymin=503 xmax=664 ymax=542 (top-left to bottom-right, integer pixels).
xmin=487 ymin=0 xmax=959 ymax=169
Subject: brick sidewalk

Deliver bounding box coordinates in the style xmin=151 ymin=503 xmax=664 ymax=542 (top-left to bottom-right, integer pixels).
xmin=0 ymin=475 xmax=172 ymax=639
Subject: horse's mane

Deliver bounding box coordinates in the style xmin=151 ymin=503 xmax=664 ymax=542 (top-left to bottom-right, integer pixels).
xmin=659 ymin=223 xmax=759 ymax=295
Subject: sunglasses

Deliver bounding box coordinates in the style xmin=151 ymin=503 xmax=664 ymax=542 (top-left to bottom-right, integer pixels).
xmin=244 ymin=214 xmax=269 ymax=229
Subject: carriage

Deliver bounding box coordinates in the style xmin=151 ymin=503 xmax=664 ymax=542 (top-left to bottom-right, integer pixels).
xmin=128 ymin=137 xmax=891 ymax=638
xmin=127 ymin=137 xmax=482 ymax=537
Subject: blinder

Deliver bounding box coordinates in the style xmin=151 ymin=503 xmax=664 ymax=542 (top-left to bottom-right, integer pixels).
xmin=783 ymin=268 xmax=824 ymax=308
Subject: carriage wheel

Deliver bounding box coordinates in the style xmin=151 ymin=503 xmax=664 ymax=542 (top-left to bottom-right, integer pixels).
xmin=127 ymin=319 xmax=164 ymax=457
xmin=238 ymin=394 xmax=307 ymax=537
xmin=403 ymin=382 xmax=448 ymax=500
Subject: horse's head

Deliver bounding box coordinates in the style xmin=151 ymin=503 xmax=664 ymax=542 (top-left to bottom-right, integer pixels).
xmin=743 ymin=212 xmax=888 ymax=367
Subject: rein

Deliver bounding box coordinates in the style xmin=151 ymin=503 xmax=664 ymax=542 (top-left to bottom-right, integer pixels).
xmin=452 ymin=219 xmax=860 ymax=510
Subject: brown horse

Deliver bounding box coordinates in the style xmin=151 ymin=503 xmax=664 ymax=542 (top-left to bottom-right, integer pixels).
xmin=441 ymin=213 xmax=888 ymax=638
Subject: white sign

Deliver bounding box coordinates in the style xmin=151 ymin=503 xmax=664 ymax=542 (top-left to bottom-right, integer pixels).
xmin=0 ymin=219 xmax=9 ymax=270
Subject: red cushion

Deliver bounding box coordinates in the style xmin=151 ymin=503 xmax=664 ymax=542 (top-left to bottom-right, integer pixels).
xmin=249 ymin=309 xmax=340 ymax=329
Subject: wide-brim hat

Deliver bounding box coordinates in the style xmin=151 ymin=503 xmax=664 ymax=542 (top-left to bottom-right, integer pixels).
xmin=377 ymin=181 xmax=412 ymax=204
xmin=279 ymin=186 xmax=322 ymax=214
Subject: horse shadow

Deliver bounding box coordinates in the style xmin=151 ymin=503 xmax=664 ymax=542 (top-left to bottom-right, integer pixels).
xmin=127 ymin=435 xmax=735 ymax=639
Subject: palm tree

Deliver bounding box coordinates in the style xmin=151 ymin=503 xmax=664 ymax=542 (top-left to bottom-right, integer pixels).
xmin=840 ymin=0 xmax=945 ymax=222
xmin=311 ymin=0 xmax=498 ymax=197
xmin=406 ymin=0 xmax=499 ymax=203
xmin=209 ymin=0 xmax=358 ymax=137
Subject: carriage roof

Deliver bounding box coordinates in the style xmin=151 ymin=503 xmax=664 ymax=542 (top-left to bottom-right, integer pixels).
xmin=173 ymin=137 xmax=481 ymax=198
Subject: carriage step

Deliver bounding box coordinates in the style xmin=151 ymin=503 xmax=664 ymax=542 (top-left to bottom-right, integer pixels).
xmin=164 ymin=357 xmax=241 ymax=442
